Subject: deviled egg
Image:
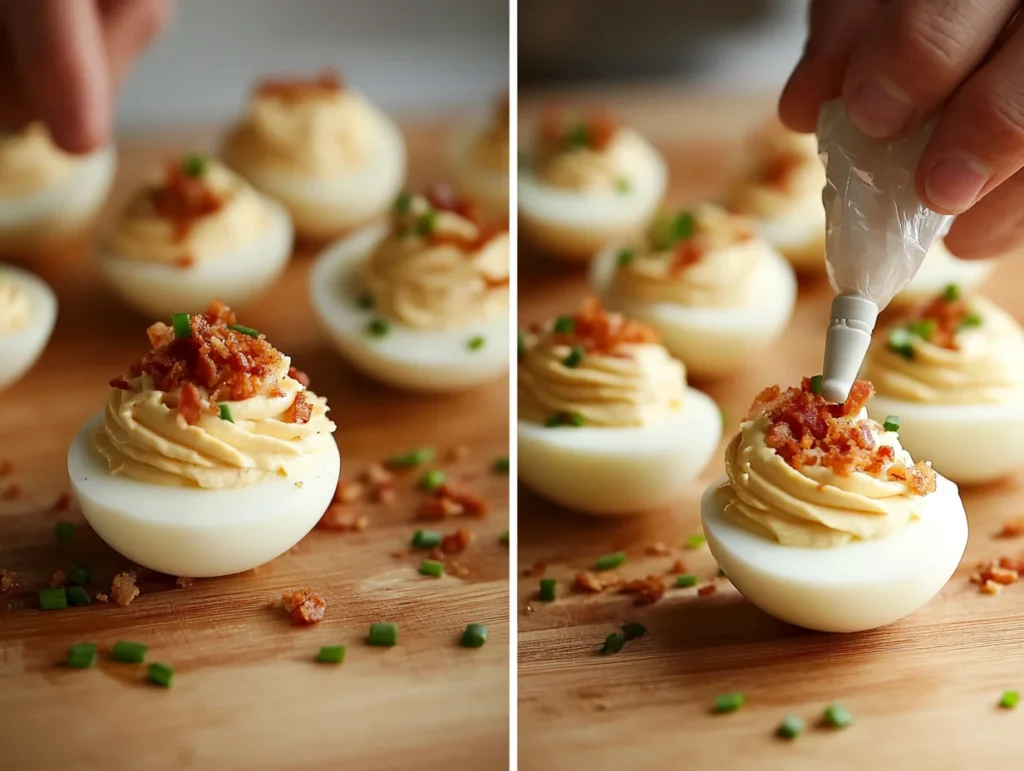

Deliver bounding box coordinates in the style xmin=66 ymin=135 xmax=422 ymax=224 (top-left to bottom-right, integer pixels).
xmin=702 ymin=378 xmax=967 ymax=632
xmin=310 ymin=184 xmax=509 ymax=392
xmin=448 ymin=91 xmax=509 ymax=220
xmin=862 ymin=288 xmax=1024 ymax=484
xmin=97 ymin=155 xmax=293 ymax=318
xmin=0 ymin=264 xmax=57 ymax=390
xmin=0 ymin=123 xmax=115 ymax=255
xmin=892 ymin=239 xmax=996 ymax=308
xmin=591 ymin=204 xmax=797 ymax=378
xmin=221 ymin=71 xmax=406 ymax=241
xmin=723 ymin=121 xmax=825 ymax=272
xmin=518 ymin=110 xmax=667 ymax=261
xmin=68 ymin=302 xmax=340 ymax=577
xmin=518 ymin=299 xmax=721 ymax=515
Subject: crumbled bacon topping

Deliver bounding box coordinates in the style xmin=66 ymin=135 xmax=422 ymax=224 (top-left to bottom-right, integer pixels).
xmin=619 ymin=575 xmax=666 ymax=606
xmin=645 ymin=541 xmax=671 ymax=556
xmin=574 ymin=571 xmax=611 ymax=593
xmin=283 ymin=391 xmax=312 ymax=425
xmin=697 ymin=583 xmax=718 ymax=597
xmin=441 ymin=528 xmax=473 ymax=554
xmin=397 ymin=183 xmax=507 ymax=252
xmin=538 ymin=109 xmax=618 ymax=152
xmin=972 ymin=559 xmax=1022 ymax=594
xmin=670 ymin=240 xmax=704 ymax=275
xmin=54 ymin=492 xmax=72 ymax=511
xmin=670 ymin=559 xmax=687 ymax=574
xmin=281 ymin=588 xmax=326 ymax=624
xmin=111 ymin=572 xmax=140 ymax=606
xmin=288 ymin=366 xmax=311 ymax=388
xmin=256 ymin=70 xmax=343 ymax=101
xmin=549 ymin=298 xmax=660 ymax=355
xmin=523 ymin=560 xmax=547 ymax=577
xmin=758 ymin=152 xmax=803 ymax=189
xmin=0 ymin=569 xmax=15 ymax=593
xmin=151 ymin=160 xmax=225 ymax=241
xmin=911 ymin=291 xmax=973 ymax=350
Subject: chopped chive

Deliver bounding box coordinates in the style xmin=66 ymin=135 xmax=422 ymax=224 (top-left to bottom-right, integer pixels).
xmin=493 ymin=456 xmax=509 ymax=473
xmin=563 ymin=347 xmax=584 ymax=368
xmin=676 ymin=574 xmax=699 ymax=588
xmin=369 ymin=622 xmax=398 ymax=647
xmin=147 ymin=662 xmax=175 ymax=688
xmin=467 ymin=335 xmax=486 ymax=351
xmin=67 ymin=564 xmax=92 ymax=586
xmin=617 ymin=248 xmax=636 ymax=267
xmin=651 ymin=211 xmax=696 ymax=249
xmin=419 ymin=559 xmax=445 ymax=577
xmin=411 ymin=529 xmax=442 ymax=549
xmin=417 ymin=209 xmax=437 ymax=237
xmin=567 ymin=411 xmax=585 ymax=427
xmin=999 ymin=689 xmax=1019 ymax=709
xmin=517 ymin=330 xmax=526 ymax=359
xmin=685 ymin=533 xmax=707 ymax=549
xmin=907 ymin=319 xmax=937 ymax=341
xmin=669 ymin=211 xmax=696 ymax=241
xmin=887 ymin=327 xmax=915 ymax=358
xmin=500 ymin=529 xmax=509 ymax=545
xmin=553 ymin=315 xmax=574 ymax=334
xmin=882 ymin=415 xmax=900 ymax=433
xmin=55 ymin=521 xmax=77 ymax=543
xmin=365 ymin=318 xmax=390 ymax=338
xmin=714 ymin=693 xmax=744 ymax=713
xmin=181 ymin=154 xmax=207 ymax=177
xmin=601 ymin=632 xmax=626 ymax=654
xmin=227 ymin=323 xmax=260 ymax=338
xmin=539 ymin=578 xmax=557 ymax=602
xmin=357 ymin=293 xmax=375 ymax=309
xmin=823 ymin=702 xmax=853 ymax=727
xmin=66 ymin=586 xmax=91 ymax=606
xmin=66 ymin=643 xmax=97 ymax=669
xmin=777 ymin=715 xmax=804 ymax=739
xmin=545 ymin=414 xmax=563 ymax=428
xmin=316 ymin=645 xmax=346 ymax=664
xmin=419 ymin=470 xmax=447 ymax=492
xmin=961 ymin=310 xmax=983 ymax=329
xmin=564 ymin=123 xmax=589 ymax=150
xmin=943 ymin=283 xmax=960 ymax=302
xmin=111 ymin=640 xmax=148 ymax=663
xmin=393 ymin=190 xmax=413 ymax=213
xmin=388 ymin=447 xmax=435 ymax=468
xmin=171 ymin=313 xmax=191 ymax=339
xmin=544 ymin=411 xmax=585 ymax=428
xmin=810 ymin=375 xmax=824 ymax=395
xmin=219 ymin=404 xmax=234 ymax=423
xmin=595 ymin=551 xmax=626 ymax=571
xmin=621 ymin=622 xmax=647 ymax=639
xmin=39 ymin=587 xmax=67 ymax=611
xmin=461 ymin=623 xmax=488 ymax=648
xmin=615 ymin=177 xmax=631 ymax=193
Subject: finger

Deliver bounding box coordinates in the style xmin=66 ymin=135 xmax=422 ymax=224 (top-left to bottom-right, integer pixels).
xmin=97 ymin=0 xmax=173 ymax=89
xmin=842 ymin=0 xmax=1019 ymax=140
xmin=944 ymin=169 xmax=1024 ymax=259
xmin=5 ymin=0 xmax=110 ymax=153
xmin=779 ymin=0 xmax=883 ymax=133
xmin=917 ymin=23 xmax=1024 ymax=215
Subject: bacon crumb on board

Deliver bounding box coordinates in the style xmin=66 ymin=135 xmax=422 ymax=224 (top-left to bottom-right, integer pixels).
xmin=645 ymin=541 xmax=670 ymax=556
xmin=697 ymin=583 xmax=718 ymax=597
xmin=391 ymin=549 xmax=409 ymax=559
xmin=441 ymin=528 xmax=473 ymax=554
xmin=998 ymin=518 xmax=1024 ymax=538
xmin=317 ymin=505 xmax=369 ymax=532
xmin=334 ymin=480 xmax=365 ymax=503
xmin=982 ymin=580 xmax=1003 ymax=596
xmin=95 ymin=593 xmax=110 ymax=603
xmin=574 ymin=571 xmax=606 ymax=593
xmin=363 ymin=463 xmax=392 ymax=486
xmin=50 ymin=570 xmax=66 ymax=588
xmin=371 ymin=484 xmax=397 ymax=504
xmin=670 ymin=559 xmax=687 ymax=574
xmin=280 ymin=588 xmax=326 ymax=625
xmin=447 ymin=446 xmax=470 ymax=462
xmin=418 ymin=482 xmax=488 ymax=520
xmin=53 ymin=492 xmax=73 ymax=511
xmin=0 ymin=569 xmax=15 ymax=592
xmin=971 ymin=559 xmax=1021 ymax=593
xmin=111 ymin=572 xmax=140 ymax=606
xmin=523 ymin=560 xmax=547 ymax=577
xmin=619 ymin=575 xmax=666 ymax=605
xmin=175 ymin=576 xmax=194 ymax=588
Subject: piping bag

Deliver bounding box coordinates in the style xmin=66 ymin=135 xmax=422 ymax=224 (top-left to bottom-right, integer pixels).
xmin=817 ymin=99 xmax=954 ymax=403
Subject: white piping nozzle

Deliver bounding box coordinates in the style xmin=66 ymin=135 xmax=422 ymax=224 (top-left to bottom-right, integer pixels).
xmin=821 ymin=294 xmax=879 ymax=403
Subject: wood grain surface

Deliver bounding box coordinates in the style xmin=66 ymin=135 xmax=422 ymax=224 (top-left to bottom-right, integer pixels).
xmin=0 ymin=123 xmax=510 ymax=771
xmin=517 ymin=91 xmax=1024 ymax=771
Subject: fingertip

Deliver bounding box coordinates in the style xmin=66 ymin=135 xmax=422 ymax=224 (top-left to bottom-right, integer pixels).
xmin=778 ymin=61 xmax=823 ymax=134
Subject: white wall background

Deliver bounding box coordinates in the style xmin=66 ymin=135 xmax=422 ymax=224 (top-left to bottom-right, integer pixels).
xmin=116 ymin=0 xmax=510 ymax=129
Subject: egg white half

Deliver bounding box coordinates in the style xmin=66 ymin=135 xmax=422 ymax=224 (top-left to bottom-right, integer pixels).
xmin=753 ymin=193 xmax=825 ymax=271
xmin=97 ymin=198 xmax=293 ymax=318
xmin=68 ymin=412 xmax=340 ymax=577
xmin=518 ymin=128 xmax=667 ymax=261
xmin=591 ymin=241 xmax=797 ymax=378
xmin=868 ymin=396 xmax=1024 ymax=485
xmin=0 ymin=264 xmax=57 ymax=391
xmin=447 ymin=116 xmax=509 ymax=221
xmin=702 ymin=473 xmax=967 ymax=632
xmin=310 ymin=223 xmax=509 ymax=392
xmin=518 ymin=387 xmax=721 ymax=516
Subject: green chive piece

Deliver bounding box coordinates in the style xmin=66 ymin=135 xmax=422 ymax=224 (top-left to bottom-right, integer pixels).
xmin=882 ymin=415 xmax=900 ymax=433
xmin=564 ymin=123 xmax=589 ymax=150
xmin=147 ymin=662 xmax=175 ymax=688
xmin=676 ymin=574 xmax=699 ymax=588
xmin=943 ymin=283 xmax=960 ymax=302
xmin=567 ymin=411 xmax=585 ymax=427
xmin=461 ymin=623 xmax=488 ymax=648
xmin=171 ymin=313 xmax=191 ymax=339
xmin=961 ymin=310 xmax=983 ymax=329
xmin=369 ymin=622 xmax=398 ymax=647
xmin=393 ymin=190 xmax=413 ymax=213
xmin=55 ymin=521 xmax=77 ymax=543
xmin=66 ymin=643 xmax=97 ymax=669
xmin=907 ymin=319 xmax=937 ymax=341
xmin=467 ymin=335 xmax=486 ymax=351
xmin=357 ymin=293 xmax=375 ymax=309
xmin=365 ymin=318 xmax=390 ymax=338
xmin=219 ymin=404 xmax=234 ymax=423
xmin=316 ymin=645 xmax=346 ymax=664
xmin=111 ymin=640 xmax=148 ymax=664
xmin=517 ymin=330 xmax=527 ymax=359
xmin=493 ymin=456 xmax=510 ymax=473
xmin=38 ymin=587 xmax=67 ymax=611
xmin=887 ymin=327 xmax=915 ymax=358
xmin=545 ymin=414 xmax=563 ymax=428
xmin=595 ymin=551 xmax=626 ymax=571
xmin=411 ymin=529 xmax=442 ymax=549
xmin=777 ymin=715 xmax=804 ymax=739
xmin=419 ymin=559 xmax=445 ymax=577
xmin=601 ymin=632 xmax=626 ymax=654
xmin=563 ymin=347 xmax=584 ymax=368
xmin=388 ymin=447 xmax=435 ymax=468
xmin=621 ymin=622 xmax=647 ymax=639
xmin=652 ymin=211 xmax=696 ymax=249
xmin=553 ymin=315 xmax=574 ymax=334
xmin=685 ymin=533 xmax=707 ymax=550
xmin=67 ymin=564 xmax=92 ymax=586
xmin=539 ymin=578 xmax=557 ymax=602
xmin=417 ymin=209 xmax=437 ymax=237
xmin=500 ymin=529 xmax=509 ymax=545
xmin=227 ymin=323 xmax=259 ymax=338
xmin=615 ymin=177 xmax=631 ymax=193
xmin=999 ymin=690 xmax=1019 ymax=709
xmin=810 ymin=375 xmax=824 ymax=396
xmin=617 ymin=248 xmax=636 ymax=267
xmin=823 ymin=702 xmax=853 ymax=727
xmin=66 ymin=586 xmax=91 ymax=607
xmin=419 ymin=470 xmax=447 ymax=492
xmin=181 ymin=154 xmax=207 ymax=177
xmin=714 ymin=693 xmax=744 ymax=713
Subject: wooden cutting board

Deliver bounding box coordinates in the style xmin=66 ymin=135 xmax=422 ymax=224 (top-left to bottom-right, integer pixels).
xmin=517 ymin=91 xmax=1024 ymax=771
xmin=0 ymin=122 xmax=509 ymax=771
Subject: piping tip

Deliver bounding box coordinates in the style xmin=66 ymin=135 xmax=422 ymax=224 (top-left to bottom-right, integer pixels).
xmin=821 ymin=295 xmax=879 ymax=403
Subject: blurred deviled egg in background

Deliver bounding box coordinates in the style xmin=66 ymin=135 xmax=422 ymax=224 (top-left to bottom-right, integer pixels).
xmin=591 ymin=204 xmax=796 ymax=378
xmin=221 ymin=71 xmax=406 ymax=242
xmin=0 ymin=264 xmax=57 ymax=391
xmin=97 ymin=155 xmax=293 ymax=318
xmin=518 ymin=110 xmax=666 ymax=262
xmin=892 ymin=240 xmax=996 ymax=309
xmin=310 ymin=184 xmax=509 ymax=392
xmin=448 ymin=91 xmax=510 ymax=220
xmin=518 ymin=299 xmax=720 ymax=515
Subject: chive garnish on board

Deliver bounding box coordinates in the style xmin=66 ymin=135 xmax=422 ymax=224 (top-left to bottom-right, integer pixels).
xmin=55 ymin=522 xmax=76 ymax=543
xmin=823 ymin=702 xmax=853 ymax=727
xmin=810 ymin=375 xmax=824 ymax=395
xmin=219 ymin=404 xmax=234 ymax=423
xmin=882 ymin=415 xmax=900 ymax=433
xmin=595 ymin=551 xmax=626 ymax=571
xmin=419 ymin=470 xmax=447 ymax=492
xmin=316 ymin=645 xmax=346 ymax=664
xmin=419 ymin=559 xmax=445 ymax=577
xmin=66 ymin=643 xmax=97 ymax=669
xmin=112 ymin=641 xmax=148 ymax=663
xmin=147 ymin=662 xmax=175 ymax=688
xmin=388 ymin=447 xmax=435 ymax=468
xmin=621 ymin=622 xmax=647 ymax=639
xmin=777 ymin=715 xmax=804 ymax=739
xmin=461 ymin=623 xmax=488 ymax=648
xmin=369 ymin=622 xmax=398 ymax=647
xmin=411 ymin=529 xmax=442 ymax=549
xmin=227 ymin=324 xmax=260 ymax=338
xmin=467 ymin=336 xmax=486 ymax=351
xmin=601 ymin=632 xmax=626 ymax=654
xmin=493 ymin=456 xmax=509 ymax=473
xmin=676 ymin=574 xmax=699 ymax=588
xmin=539 ymin=578 xmax=556 ymax=602
xmin=685 ymin=533 xmax=706 ymax=549
xmin=66 ymin=586 xmax=91 ymax=606
xmin=171 ymin=313 xmax=191 ymax=339
xmin=999 ymin=690 xmax=1019 ymax=709
xmin=181 ymin=154 xmax=207 ymax=177
xmin=713 ymin=693 xmax=744 ymax=713
xmin=67 ymin=564 xmax=91 ymax=586
xmin=39 ymin=587 xmax=67 ymax=611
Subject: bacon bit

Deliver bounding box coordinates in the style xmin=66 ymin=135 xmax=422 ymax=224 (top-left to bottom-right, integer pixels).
xmin=283 ymin=391 xmax=312 ymax=424
xmin=50 ymin=570 xmax=66 ymax=588
xmin=441 ymin=528 xmax=473 ymax=554
xmin=982 ymin=580 xmax=1003 ymax=596
xmin=0 ymin=460 xmax=11 ymax=477
xmin=998 ymin=518 xmax=1024 ymax=538
xmin=108 ymin=376 xmax=132 ymax=390
xmin=363 ymin=464 xmax=392 ymax=486
xmin=152 ymin=160 xmax=225 ymax=241
xmin=698 ymin=583 xmax=718 ymax=598
xmin=447 ymin=446 xmax=471 ymax=462
xmin=0 ymin=569 xmax=15 ymax=593
xmin=317 ymin=505 xmax=360 ymax=531
xmin=53 ymin=492 xmax=73 ymax=511
xmin=354 ymin=515 xmax=369 ymax=532
xmin=334 ymin=480 xmax=365 ymax=504
xmin=257 ymin=70 xmax=343 ymax=101
xmin=288 ymin=366 xmax=311 ymax=388
xmin=483 ymin=274 xmax=511 ymax=290
xmin=645 ymin=541 xmax=671 ymax=556
xmin=438 ymin=483 xmax=489 ymax=517
xmin=110 ymin=572 xmax=140 ymax=606
xmin=451 ymin=563 xmax=471 ymax=578
xmin=371 ymin=484 xmax=397 ymax=504
xmin=391 ymin=549 xmax=409 ymax=559
xmin=177 ymin=382 xmax=205 ymax=426
xmin=619 ymin=575 xmax=666 ymax=606
xmin=550 ymin=298 xmax=660 ymax=356
xmin=428 ymin=546 xmax=445 ymax=562
xmin=915 ymin=291 xmax=972 ymax=350
xmin=2 ymin=484 xmax=21 ymax=501
xmin=574 ymin=571 xmax=606 ymax=593
xmin=670 ymin=559 xmax=687 ymax=574
xmin=974 ymin=560 xmax=1020 ymax=593
xmin=419 ymin=498 xmax=459 ymax=520
xmin=523 ymin=560 xmax=547 ymax=577
xmin=175 ymin=576 xmax=194 ymax=588
xmin=175 ymin=254 xmax=195 ymax=269
xmin=670 ymin=240 xmax=704 ymax=275
xmin=280 ymin=588 xmax=327 ymax=625
xmin=95 ymin=593 xmax=109 ymax=603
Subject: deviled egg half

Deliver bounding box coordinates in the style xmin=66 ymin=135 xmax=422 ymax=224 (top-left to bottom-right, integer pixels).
xmin=518 ymin=299 xmax=721 ymax=515
xmin=518 ymin=110 xmax=667 ymax=262
xmin=591 ymin=204 xmax=797 ymax=378
xmin=448 ymin=91 xmax=509 ymax=220
xmin=97 ymin=155 xmax=293 ymax=318
xmin=0 ymin=123 xmax=115 ymax=255
xmin=892 ymin=239 xmax=996 ymax=308
xmin=221 ymin=71 xmax=406 ymax=242
xmin=68 ymin=302 xmax=340 ymax=577
xmin=310 ymin=184 xmax=509 ymax=392
xmin=724 ymin=121 xmax=825 ymax=272
xmin=0 ymin=264 xmax=57 ymax=390
xmin=702 ymin=378 xmax=967 ymax=632
xmin=862 ymin=287 xmax=1024 ymax=484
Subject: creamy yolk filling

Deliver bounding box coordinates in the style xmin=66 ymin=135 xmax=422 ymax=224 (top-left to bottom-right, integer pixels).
xmin=725 ymin=125 xmax=824 ymax=220
xmin=531 ymin=113 xmax=643 ymax=192
xmin=0 ymin=123 xmax=78 ymax=198
xmin=0 ymin=274 xmax=31 ymax=333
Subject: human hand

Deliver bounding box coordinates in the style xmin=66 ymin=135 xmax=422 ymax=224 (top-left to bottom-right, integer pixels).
xmin=0 ymin=0 xmax=172 ymax=154
xmin=779 ymin=0 xmax=1024 ymax=259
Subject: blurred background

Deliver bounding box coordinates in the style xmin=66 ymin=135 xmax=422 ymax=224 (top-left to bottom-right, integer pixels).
xmin=117 ymin=0 xmax=509 ymax=130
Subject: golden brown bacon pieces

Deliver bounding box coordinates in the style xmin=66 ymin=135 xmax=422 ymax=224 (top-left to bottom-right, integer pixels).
xmin=151 ymin=160 xmax=225 ymax=241
xmin=538 ymin=109 xmax=618 ymax=152
xmin=549 ymin=298 xmax=659 ymax=356
xmin=915 ymin=292 xmax=972 ymax=350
